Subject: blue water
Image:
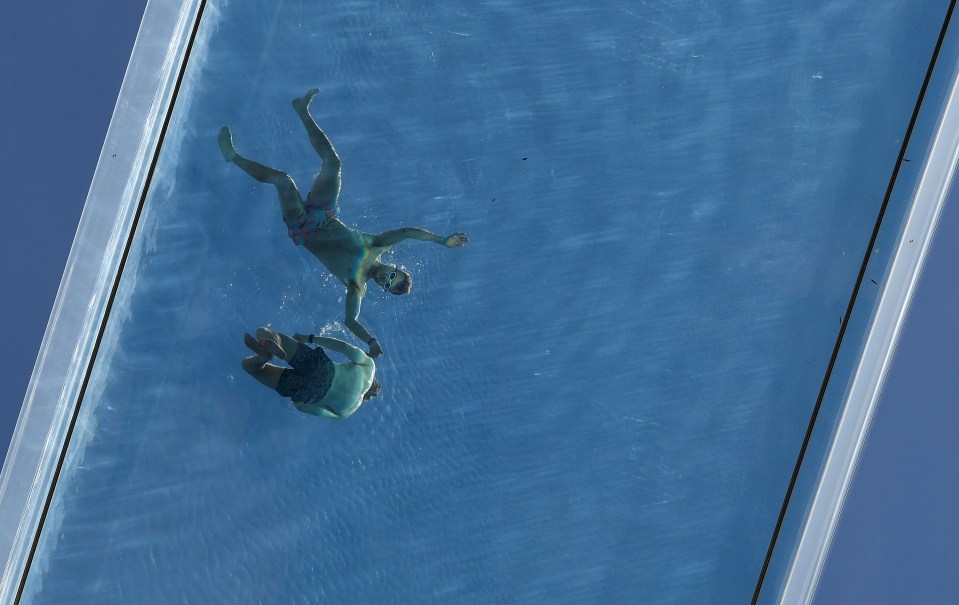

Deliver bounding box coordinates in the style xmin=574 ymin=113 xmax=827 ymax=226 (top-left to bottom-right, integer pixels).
xmin=22 ymin=1 xmax=951 ymax=603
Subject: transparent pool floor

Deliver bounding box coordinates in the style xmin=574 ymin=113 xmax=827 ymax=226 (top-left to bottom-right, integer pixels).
xmin=6 ymin=1 xmax=959 ymax=603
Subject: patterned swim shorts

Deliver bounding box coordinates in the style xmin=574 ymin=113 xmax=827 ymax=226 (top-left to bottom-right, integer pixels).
xmin=284 ymin=195 xmax=340 ymax=246
xmin=275 ymin=345 xmax=335 ymax=405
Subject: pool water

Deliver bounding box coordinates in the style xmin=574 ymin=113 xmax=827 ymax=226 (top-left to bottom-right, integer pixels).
xmin=20 ymin=1 xmax=954 ymax=603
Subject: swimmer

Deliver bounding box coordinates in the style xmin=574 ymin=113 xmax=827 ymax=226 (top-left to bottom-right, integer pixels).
xmin=218 ymin=88 xmax=469 ymax=358
xmin=242 ymin=327 xmax=380 ymax=419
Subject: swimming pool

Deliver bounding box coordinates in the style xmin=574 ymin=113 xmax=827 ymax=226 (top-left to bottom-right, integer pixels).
xmin=3 ymin=0 xmax=958 ymax=603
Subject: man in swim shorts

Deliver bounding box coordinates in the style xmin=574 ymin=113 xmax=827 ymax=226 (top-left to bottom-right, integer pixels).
xmin=241 ymin=326 xmax=380 ymax=419
xmin=218 ymin=88 xmax=469 ymax=358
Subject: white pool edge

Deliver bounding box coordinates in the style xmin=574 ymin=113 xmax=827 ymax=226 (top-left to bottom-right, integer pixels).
xmin=779 ymin=50 xmax=959 ymax=605
xmin=0 ymin=1 xmax=202 ymax=601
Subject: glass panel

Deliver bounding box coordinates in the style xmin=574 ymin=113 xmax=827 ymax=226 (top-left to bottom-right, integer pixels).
xmin=8 ymin=1 xmax=956 ymax=603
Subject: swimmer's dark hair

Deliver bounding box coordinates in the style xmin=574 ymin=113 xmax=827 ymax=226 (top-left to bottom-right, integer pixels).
xmin=363 ymin=378 xmax=382 ymax=401
xmin=389 ymin=270 xmax=412 ymax=296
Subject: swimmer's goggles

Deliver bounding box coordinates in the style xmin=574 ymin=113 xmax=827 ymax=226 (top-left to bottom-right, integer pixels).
xmin=383 ymin=271 xmax=397 ymax=291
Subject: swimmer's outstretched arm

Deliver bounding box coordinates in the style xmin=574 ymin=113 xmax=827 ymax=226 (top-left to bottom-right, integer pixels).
xmin=342 ymin=286 xmax=383 ymax=357
xmin=293 ymin=333 xmax=373 ymax=366
xmin=371 ymin=227 xmax=469 ymax=249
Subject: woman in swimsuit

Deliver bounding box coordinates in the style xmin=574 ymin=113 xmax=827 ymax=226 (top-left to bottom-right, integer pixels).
xmin=218 ymin=88 xmax=468 ymax=359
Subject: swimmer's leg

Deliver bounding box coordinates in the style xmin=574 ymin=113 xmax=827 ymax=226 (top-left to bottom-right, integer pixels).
xmin=291 ymin=89 xmax=342 ymax=208
xmin=242 ymin=358 xmax=285 ymax=391
xmin=242 ymin=333 xmax=284 ymax=390
xmin=218 ymin=126 xmax=304 ymax=221
xmin=254 ymin=326 xmax=300 ymax=361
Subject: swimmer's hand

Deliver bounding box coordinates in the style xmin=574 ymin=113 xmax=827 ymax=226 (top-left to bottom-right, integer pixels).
xmin=368 ymin=338 xmax=384 ymax=358
xmin=443 ymin=233 xmax=469 ymax=248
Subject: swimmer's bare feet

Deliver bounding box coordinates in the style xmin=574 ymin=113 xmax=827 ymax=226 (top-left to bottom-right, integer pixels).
xmin=241 ymin=355 xmax=267 ymax=374
xmin=258 ymin=337 xmax=287 ymax=361
xmin=217 ymin=126 xmax=238 ymax=162
xmin=243 ymin=332 xmax=272 ymax=360
xmin=292 ymin=88 xmax=320 ymax=114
